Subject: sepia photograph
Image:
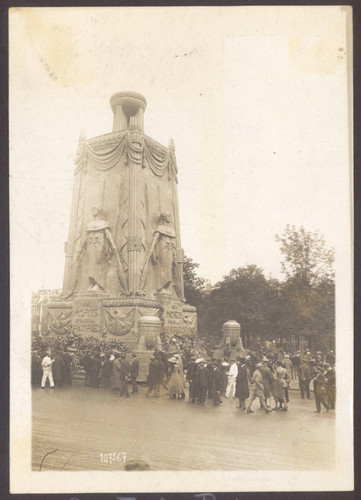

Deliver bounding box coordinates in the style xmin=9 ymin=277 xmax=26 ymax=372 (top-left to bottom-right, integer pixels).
xmin=9 ymin=5 xmax=353 ymax=494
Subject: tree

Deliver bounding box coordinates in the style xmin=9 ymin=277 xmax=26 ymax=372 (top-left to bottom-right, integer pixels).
xmin=275 ymin=225 xmax=335 ymax=285
xmin=201 ymin=265 xmax=283 ymax=345
xmin=275 ymin=225 xmax=335 ymax=351
xmin=183 ymin=256 xmax=205 ymax=307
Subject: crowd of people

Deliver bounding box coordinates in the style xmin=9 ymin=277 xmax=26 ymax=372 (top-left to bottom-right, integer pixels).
xmin=143 ymin=347 xmax=335 ymax=414
xmin=32 ymin=333 xmax=336 ymax=414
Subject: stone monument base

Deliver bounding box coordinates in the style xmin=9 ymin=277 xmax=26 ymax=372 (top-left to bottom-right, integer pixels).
xmin=44 ymin=293 xmax=196 ymax=341
xmin=154 ymin=292 xmax=197 ymax=338
xmin=43 ymin=294 xmax=196 ymax=382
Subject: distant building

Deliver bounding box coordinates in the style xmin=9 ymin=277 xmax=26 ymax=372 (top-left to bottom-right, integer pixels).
xmin=201 ymin=279 xmax=215 ymax=296
xmin=31 ymin=289 xmax=62 ymax=335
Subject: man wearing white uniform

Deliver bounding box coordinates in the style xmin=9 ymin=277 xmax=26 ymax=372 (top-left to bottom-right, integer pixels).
xmin=225 ymin=358 xmax=238 ymax=398
xmin=41 ymin=352 xmax=55 ymax=388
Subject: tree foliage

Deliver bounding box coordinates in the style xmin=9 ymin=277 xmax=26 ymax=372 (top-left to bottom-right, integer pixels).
xmin=275 ymin=225 xmax=335 ymax=349
xmin=201 ymin=265 xmax=284 ymax=342
xmin=183 ymin=255 xmax=205 ymax=308
xmin=184 ymin=225 xmax=335 ymax=349
xmin=183 ymin=226 xmax=335 ymax=351
xmin=275 ymin=225 xmax=335 ymax=285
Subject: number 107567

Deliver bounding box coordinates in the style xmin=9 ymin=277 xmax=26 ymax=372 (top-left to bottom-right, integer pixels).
xmin=100 ymin=452 xmax=126 ymax=464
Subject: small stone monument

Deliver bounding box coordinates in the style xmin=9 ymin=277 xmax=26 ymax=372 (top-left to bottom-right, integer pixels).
xmin=213 ymin=320 xmax=244 ymax=360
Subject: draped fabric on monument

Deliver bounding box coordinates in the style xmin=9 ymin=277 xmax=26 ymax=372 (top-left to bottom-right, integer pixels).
xmin=74 ymin=130 xmax=178 ymax=179
xmin=62 ymin=128 xmax=182 ymax=301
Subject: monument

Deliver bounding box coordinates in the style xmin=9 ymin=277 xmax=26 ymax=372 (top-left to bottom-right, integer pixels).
xmin=212 ymin=320 xmax=244 ymax=360
xmin=43 ymin=91 xmax=197 ymax=378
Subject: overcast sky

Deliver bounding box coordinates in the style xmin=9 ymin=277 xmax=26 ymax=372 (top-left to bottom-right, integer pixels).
xmin=10 ymin=6 xmax=351 ymax=291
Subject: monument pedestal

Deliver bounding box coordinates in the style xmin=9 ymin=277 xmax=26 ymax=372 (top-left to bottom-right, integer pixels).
xmin=72 ymin=291 xmax=106 ymax=336
xmin=154 ymin=293 xmax=197 ymax=338
xmin=133 ymin=316 xmax=162 ymax=382
xmin=220 ymin=320 xmax=246 ymax=360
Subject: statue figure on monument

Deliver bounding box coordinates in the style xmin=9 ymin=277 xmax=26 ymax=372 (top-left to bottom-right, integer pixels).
xmin=84 ymin=207 xmax=115 ymax=291
xmin=69 ymin=207 xmax=129 ymax=295
xmin=139 ymin=212 xmax=184 ymax=300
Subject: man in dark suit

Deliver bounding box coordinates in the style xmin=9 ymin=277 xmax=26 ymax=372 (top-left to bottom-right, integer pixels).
xmin=186 ymin=356 xmax=197 ymax=403
xmin=195 ymin=360 xmax=209 ymax=405
xmin=130 ymin=353 xmax=140 ymax=394
xmin=119 ymin=354 xmax=131 ymax=398
xmin=298 ymin=358 xmax=313 ymax=399
xmin=211 ymin=361 xmax=223 ymax=406
xmin=62 ymin=347 xmax=73 ymax=386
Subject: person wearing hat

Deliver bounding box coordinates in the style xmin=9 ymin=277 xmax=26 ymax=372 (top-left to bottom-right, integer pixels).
xmin=298 ymin=358 xmax=313 ymax=399
xmin=192 ymin=357 xmax=204 ymax=403
xmin=186 ymin=356 xmax=198 ymax=403
xmin=325 ymin=364 xmax=335 ymax=410
xmin=112 ymin=353 xmax=122 ymax=392
xmin=174 ymin=354 xmax=185 ymax=399
xmin=326 ymin=350 xmax=335 ymax=365
xmin=195 ymin=360 xmax=209 ymax=405
xmin=291 ymin=352 xmax=300 ymax=380
xmin=167 ymin=357 xmax=184 ymax=399
xmin=118 ymin=354 xmax=131 ymax=398
xmin=283 ymin=354 xmax=293 ymax=381
xmin=89 ymin=351 xmax=102 ymax=388
xmin=211 ymin=360 xmax=223 ymax=406
xmin=225 ymin=359 xmax=238 ymax=399
xmin=235 ymin=356 xmax=249 ymax=410
xmin=258 ymin=358 xmax=273 ymax=408
xmin=101 ymin=353 xmax=113 ymax=389
xmin=206 ymin=359 xmax=214 ymax=400
xmin=146 ymin=355 xmax=157 ymax=397
xmin=246 ymin=362 xmax=272 ymax=414
xmin=82 ymin=349 xmax=92 ymax=387
xmin=312 ymin=365 xmax=330 ymax=413
xmin=220 ymin=361 xmax=229 ymax=394
xmin=52 ymin=349 xmax=66 ymax=387
xmin=31 ymin=350 xmax=42 ymax=387
xmin=41 ymin=351 xmax=55 ymax=389
xmin=130 ymin=353 xmax=140 ymax=394
xmin=273 ymin=363 xmax=290 ymax=411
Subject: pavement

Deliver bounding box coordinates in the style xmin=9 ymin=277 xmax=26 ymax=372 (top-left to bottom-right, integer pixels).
xmin=32 ymin=382 xmax=335 ymax=472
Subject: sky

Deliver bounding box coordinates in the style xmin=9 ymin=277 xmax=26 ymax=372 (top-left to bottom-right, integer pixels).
xmin=10 ymin=6 xmax=351 ymax=291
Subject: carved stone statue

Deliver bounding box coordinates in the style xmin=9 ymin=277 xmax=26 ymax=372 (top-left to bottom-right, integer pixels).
xmin=82 ymin=207 xmax=114 ymax=290
xmin=69 ymin=207 xmax=129 ymax=294
xmin=140 ymin=212 xmax=183 ymax=299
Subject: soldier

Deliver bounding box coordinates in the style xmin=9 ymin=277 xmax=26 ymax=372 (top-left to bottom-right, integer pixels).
xmin=258 ymin=357 xmax=273 ymax=408
xmin=298 ymin=358 xmax=313 ymax=399
xmin=313 ymin=365 xmax=330 ymax=413
xmin=325 ymin=364 xmax=336 ymax=410
xmin=246 ymin=362 xmax=272 ymax=414
xmin=291 ymin=352 xmax=301 ymax=380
